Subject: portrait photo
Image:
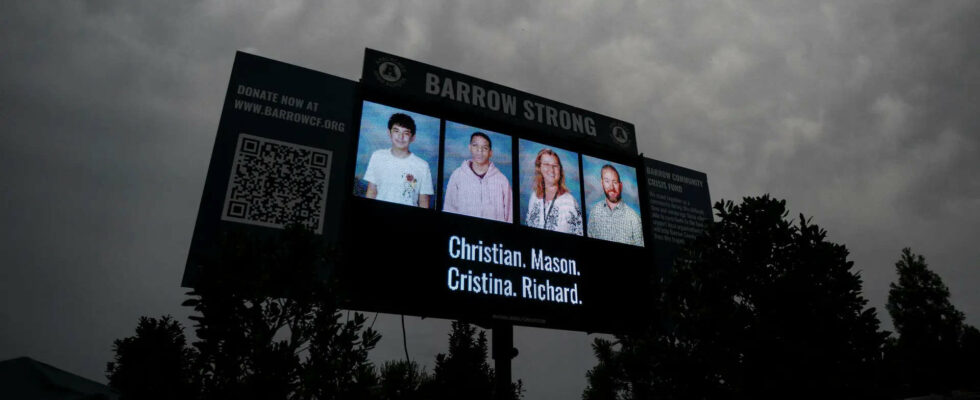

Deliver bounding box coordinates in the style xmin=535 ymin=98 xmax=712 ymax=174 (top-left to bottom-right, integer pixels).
xmin=441 ymin=121 xmax=514 ymax=223
xmin=582 ymin=156 xmax=644 ymax=246
xmin=518 ymin=139 xmax=583 ymax=236
xmin=353 ymin=101 xmax=440 ymax=209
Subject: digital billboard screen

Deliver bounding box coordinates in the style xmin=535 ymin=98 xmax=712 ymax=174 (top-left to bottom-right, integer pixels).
xmin=184 ymin=50 xmax=665 ymax=334
xmin=341 ymin=51 xmax=655 ymax=332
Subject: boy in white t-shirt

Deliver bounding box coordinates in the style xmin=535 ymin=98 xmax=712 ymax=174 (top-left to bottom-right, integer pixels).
xmin=363 ymin=113 xmax=434 ymax=208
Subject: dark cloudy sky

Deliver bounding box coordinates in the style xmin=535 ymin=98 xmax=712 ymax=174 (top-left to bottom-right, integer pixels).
xmin=1 ymin=1 xmax=978 ymax=399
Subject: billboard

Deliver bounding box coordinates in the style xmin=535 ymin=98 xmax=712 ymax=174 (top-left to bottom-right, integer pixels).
xmin=183 ymin=52 xmax=357 ymax=286
xmin=184 ymin=50 xmax=715 ymax=334
xmin=340 ymin=50 xmax=653 ymax=333
xmin=361 ymin=49 xmax=638 ymax=158
xmin=643 ymin=158 xmax=713 ymax=272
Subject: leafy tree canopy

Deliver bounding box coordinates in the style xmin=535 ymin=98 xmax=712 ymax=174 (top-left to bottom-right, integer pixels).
xmin=888 ymin=248 xmax=964 ymax=348
xmin=184 ymin=225 xmax=381 ymax=400
xmin=885 ymin=247 xmax=980 ymax=396
xmin=378 ymin=360 xmax=430 ymax=400
xmin=586 ymin=195 xmax=886 ymax=399
xmin=429 ymin=321 xmax=522 ymax=400
xmin=109 ymin=225 xmax=381 ymax=400
xmin=106 ymin=315 xmax=198 ymax=400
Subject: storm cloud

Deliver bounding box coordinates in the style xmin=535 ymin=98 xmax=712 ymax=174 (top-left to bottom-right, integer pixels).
xmin=2 ymin=1 xmax=978 ymax=399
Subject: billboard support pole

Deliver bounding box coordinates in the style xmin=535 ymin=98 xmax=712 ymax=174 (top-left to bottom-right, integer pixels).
xmin=492 ymin=322 xmax=515 ymax=400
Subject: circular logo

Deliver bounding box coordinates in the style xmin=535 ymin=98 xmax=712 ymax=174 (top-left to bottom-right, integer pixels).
xmin=378 ymin=61 xmax=402 ymax=82
xmin=610 ymin=123 xmax=632 ymax=147
xmin=373 ymin=57 xmax=406 ymax=87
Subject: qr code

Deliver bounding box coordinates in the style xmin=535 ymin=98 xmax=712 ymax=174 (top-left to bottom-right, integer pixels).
xmin=221 ymin=133 xmax=332 ymax=234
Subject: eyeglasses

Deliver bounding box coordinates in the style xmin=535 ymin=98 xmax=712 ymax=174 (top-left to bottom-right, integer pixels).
xmin=602 ymin=179 xmax=620 ymax=185
xmin=540 ymin=163 xmax=561 ymax=170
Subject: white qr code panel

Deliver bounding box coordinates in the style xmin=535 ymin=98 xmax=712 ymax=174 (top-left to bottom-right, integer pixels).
xmin=221 ymin=134 xmax=332 ymax=234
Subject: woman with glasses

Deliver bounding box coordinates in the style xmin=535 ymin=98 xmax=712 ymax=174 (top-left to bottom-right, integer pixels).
xmin=525 ymin=148 xmax=583 ymax=235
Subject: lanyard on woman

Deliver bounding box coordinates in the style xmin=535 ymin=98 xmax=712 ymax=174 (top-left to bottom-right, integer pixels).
xmin=541 ymin=192 xmax=556 ymax=227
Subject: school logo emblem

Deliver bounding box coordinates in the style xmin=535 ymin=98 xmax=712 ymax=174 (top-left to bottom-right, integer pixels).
xmin=610 ymin=123 xmax=632 ymax=147
xmin=373 ymin=57 xmax=406 ymax=87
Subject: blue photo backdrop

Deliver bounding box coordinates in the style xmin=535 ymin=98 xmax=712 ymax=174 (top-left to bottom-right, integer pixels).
xmin=518 ymin=139 xmax=582 ymax=227
xmin=582 ymin=155 xmax=642 ymax=225
xmin=352 ymin=101 xmax=441 ymax=209
xmin=442 ymin=121 xmax=514 ymax=207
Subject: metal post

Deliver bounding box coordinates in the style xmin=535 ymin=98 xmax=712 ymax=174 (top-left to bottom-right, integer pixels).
xmin=492 ymin=322 xmax=515 ymax=400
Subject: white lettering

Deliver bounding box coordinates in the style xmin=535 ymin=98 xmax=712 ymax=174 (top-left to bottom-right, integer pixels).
xmin=558 ymin=109 xmax=571 ymax=130
xmin=472 ymin=85 xmax=486 ymax=108
xmin=441 ymin=78 xmax=455 ymax=99
xmin=487 ymin=90 xmax=500 ymax=111
xmin=502 ymin=93 xmax=517 ymax=115
xmin=522 ymin=99 xmax=535 ymax=120
xmin=585 ymin=117 xmax=596 ymax=136
xmin=456 ymin=80 xmax=471 ymax=105
xmin=449 ymin=235 xmax=461 ymax=259
xmin=425 ymin=73 xmax=441 ymax=95
xmin=447 ymin=266 xmax=460 ymax=291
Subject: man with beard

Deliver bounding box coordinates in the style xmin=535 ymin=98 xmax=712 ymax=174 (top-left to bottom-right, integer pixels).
xmin=587 ymin=164 xmax=644 ymax=246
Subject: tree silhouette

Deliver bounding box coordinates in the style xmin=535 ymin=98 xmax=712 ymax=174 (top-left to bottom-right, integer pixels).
xmin=428 ymin=321 xmax=522 ymax=400
xmin=885 ymin=247 xmax=980 ymax=396
xmin=585 ymin=196 xmax=887 ymax=399
xmin=106 ymin=315 xmax=199 ymax=400
xmin=584 ymin=333 xmax=659 ymax=400
xmin=182 ymin=225 xmax=381 ymax=399
xmin=298 ymin=310 xmax=381 ymax=399
xmin=960 ymin=325 xmax=980 ymax=391
xmin=429 ymin=321 xmax=494 ymax=400
xmin=377 ymin=360 xmax=431 ymax=400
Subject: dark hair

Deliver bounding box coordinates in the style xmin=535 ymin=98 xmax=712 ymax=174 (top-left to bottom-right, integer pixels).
xmin=600 ymin=164 xmax=620 ymax=180
xmin=469 ymin=132 xmax=492 ymax=150
xmin=387 ymin=113 xmax=416 ymax=135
